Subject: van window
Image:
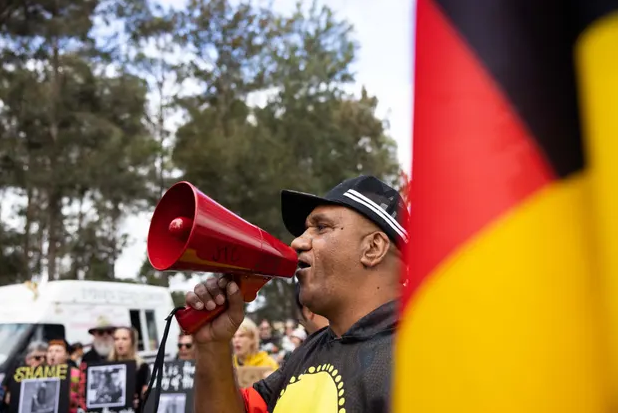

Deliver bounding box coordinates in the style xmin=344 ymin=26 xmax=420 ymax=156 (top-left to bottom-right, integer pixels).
xmin=129 ymin=310 xmax=144 ymax=351
xmin=145 ymin=311 xmax=159 ymax=350
xmin=0 ymin=323 xmax=65 ymax=369
xmin=0 ymin=324 xmax=30 ymax=366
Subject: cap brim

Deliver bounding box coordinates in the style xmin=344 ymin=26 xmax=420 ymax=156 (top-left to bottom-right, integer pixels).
xmin=281 ymin=190 xmax=336 ymax=237
xmin=88 ymin=326 xmax=116 ymax=335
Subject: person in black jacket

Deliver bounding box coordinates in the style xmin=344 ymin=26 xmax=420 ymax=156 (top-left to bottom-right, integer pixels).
xmin=108 ymin=327 xmax=150 ymax=412
xmin=186 ymin=175 xmax=407 ymax=412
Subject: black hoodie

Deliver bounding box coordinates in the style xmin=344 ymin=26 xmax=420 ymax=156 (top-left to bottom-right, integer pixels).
xmin=253 ymin=300 xmax=397 ymax=413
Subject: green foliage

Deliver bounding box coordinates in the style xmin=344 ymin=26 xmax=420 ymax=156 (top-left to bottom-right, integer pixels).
xmin=0 ymin=0 xmax=403 ymax=322
xmin=171 ymin=291 xmax=186 ymax=308
xmin=0 ymin=221 xmax=27 ymax=284
xmin=0 ymin=0 xmax=160 ymax=283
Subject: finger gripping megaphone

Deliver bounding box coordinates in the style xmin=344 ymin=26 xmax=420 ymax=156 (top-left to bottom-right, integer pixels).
xmin=147 ymin=181 xmax=298 ymax=334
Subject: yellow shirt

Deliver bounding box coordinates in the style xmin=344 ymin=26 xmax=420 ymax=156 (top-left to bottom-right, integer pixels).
xmin=233 ymin=350 xmax=279 ymax=371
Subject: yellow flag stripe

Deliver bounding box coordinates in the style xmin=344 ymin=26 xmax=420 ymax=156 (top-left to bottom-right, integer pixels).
xmin=575 ymin=9 xmax=618 ymax=406
xmin=393 ymin=173 xmax=610 ymax=412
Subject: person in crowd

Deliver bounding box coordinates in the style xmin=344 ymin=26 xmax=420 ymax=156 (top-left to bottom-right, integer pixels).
xmin=25 ymin=342 xmax=48 ymax=368
xmin=290 ymin=328 xmax=306 ymax=348
xmin=46 ymin=339 xmax=81 ymax=413
xmin=281 ymin=327 xmax=308 ymax=364
xmin=47 ymin=339 xmax=75 ymax=367
xmin=70 ymin=342 xmax=84 ymax=366
xmin=108 ymin=327 xmax=150 ymax=412
xmin=2 ymin=341 xmax=48 ymax=407
xmin=186 ymin=175 xmax=407 ymax=412
xmin=177 ymin=333 xmax=195 ymax=361
xmin=83 ymin=321 xmax=116 ymax=363
xmin=279 ymin=319 xmax=297 ymax=358
xmin=258 ymin=319 xmax=280 ymax=355
xmin=232 ymin=318 xmax=279 ymax=373
xmin=294 ymin=282 xmax=329 ymax=335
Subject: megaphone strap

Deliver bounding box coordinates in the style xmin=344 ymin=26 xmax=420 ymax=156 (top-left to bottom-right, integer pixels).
xmin=141 ymin=306 xmax=184 ymax=413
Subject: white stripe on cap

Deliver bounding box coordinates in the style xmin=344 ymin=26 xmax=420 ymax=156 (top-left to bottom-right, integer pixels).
xmin=343 ymin=189 xmax=409 ymax=242
xmin=347 ymin=189 xmax=408 ymax=236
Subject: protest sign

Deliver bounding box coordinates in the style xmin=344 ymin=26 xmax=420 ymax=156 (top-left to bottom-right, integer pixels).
xmin=9 ymin=363 xmax=70 ymax=413
xmin=236 ymin=366 xmax=273 ymax=389
xmin=79 ymin=360 xmax=136 ymax=413
xmin=144 ymin=360 xmax=195 ymax=413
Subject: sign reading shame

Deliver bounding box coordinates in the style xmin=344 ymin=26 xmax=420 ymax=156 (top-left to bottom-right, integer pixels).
xmin=9 ymin=363 xmax=71 ymax=413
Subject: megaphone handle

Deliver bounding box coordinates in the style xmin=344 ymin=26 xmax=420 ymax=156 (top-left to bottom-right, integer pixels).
xmin=175 ymin=305 xmax=227 ymax=334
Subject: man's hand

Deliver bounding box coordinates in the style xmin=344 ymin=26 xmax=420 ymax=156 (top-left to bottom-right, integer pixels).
xmin=185 ymin=275 xmax=245 ymax=344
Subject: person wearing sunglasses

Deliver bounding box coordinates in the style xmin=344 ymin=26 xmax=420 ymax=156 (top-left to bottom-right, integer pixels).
xmin=177 ymin=334 xmax=195 ymax=361
xmin=82 ymin=320 xmax=117 ymax=363
xmin=2 ymin=341 xmax=48 ymax=407
xmin=26 ymin=343 xmax=49 ymax=367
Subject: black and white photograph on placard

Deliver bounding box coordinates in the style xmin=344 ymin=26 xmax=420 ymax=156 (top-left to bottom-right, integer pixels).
xmin=157 ymin=393 xmax=186 ymax=413
xmin=18 ymin=378 xmax=61 ymax=413
xmin=86 ymin=364 xmax=127 ymax=409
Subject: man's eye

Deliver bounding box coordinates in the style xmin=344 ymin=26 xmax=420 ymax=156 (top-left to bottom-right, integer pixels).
xmin=315 ymin=224 xmax=327 ymax=232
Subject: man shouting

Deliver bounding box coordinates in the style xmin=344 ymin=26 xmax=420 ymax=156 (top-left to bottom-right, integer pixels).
xmin=186 ymin=175 xmax=407 ymax=412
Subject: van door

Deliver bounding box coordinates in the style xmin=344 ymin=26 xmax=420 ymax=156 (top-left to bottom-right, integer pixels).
xmin=144 ymin=310 xmax=159 ymax=351
xmin=129 ymin=309 xmax=159 ymax=352
xmin=129 ymin=310 xmax=145 ymax=351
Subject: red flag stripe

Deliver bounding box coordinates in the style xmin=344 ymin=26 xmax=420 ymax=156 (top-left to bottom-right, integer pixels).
xmin=404 ymin=0 xmax=556 ymax=306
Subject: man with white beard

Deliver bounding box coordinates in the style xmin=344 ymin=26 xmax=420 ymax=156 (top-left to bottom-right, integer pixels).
xmin=82 ymin=320 xmax=117 ymax=363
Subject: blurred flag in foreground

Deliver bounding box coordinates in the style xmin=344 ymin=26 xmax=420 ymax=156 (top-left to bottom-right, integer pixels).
xmin=394 ymin=0 xmax=618 ymax=411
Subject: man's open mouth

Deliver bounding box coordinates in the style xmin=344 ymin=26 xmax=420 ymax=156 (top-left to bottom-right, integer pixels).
xmin=297 ymin=259 xmax=311 ymax=270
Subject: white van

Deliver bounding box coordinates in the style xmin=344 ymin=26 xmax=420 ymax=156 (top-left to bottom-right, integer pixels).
xmin=0 ymin=280 xmax=181 ymax=381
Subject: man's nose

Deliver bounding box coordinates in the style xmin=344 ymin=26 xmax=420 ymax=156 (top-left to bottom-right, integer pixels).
xmin=291 ymin=231 xmax=311 ymax=253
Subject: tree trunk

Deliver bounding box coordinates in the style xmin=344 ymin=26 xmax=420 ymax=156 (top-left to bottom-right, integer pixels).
xmin=45 ymin=0 xmax=62 ymax=281
xmin=108 ymin=202 xmax=121 ymax=280
xmin=22 ymin=185 xmax=34 ymax=280
xmin=157 ymin=73 xmax=166 ymax=198
xmin=46 ymin=191 xmax=61 ymax=280
xmin=69 ymin=192 xmax=86 ymax=280
xmin=46 ymin=1 xmax=61 ymax=281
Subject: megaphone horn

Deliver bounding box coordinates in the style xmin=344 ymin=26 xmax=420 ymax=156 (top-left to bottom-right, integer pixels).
xmin=147 ymin=181 xmax=298 ymax=334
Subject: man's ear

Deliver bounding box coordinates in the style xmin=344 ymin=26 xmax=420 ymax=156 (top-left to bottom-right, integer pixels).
xmin=360 ymin=232 xmax=390 ymax=268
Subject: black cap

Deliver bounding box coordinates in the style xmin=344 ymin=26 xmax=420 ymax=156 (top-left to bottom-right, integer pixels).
xmin=281 ymin=175 xmax=409 ymax=249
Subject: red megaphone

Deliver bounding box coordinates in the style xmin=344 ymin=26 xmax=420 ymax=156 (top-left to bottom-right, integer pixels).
xmin=147 ymin=181 xmax=298 ymax=334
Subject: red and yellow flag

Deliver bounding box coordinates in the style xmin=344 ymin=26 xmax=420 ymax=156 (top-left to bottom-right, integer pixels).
xmin=394 ymin=0 xmax=618 ymax=411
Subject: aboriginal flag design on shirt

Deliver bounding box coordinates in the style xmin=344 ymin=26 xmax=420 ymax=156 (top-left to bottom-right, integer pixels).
xmin=249 ymin=301 xmax=396 ymax=413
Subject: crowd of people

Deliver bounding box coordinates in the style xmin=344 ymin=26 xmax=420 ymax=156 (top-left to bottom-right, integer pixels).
xmin=231 ymin=288 xmax=330 ymax=378
xmin=0 ymin=282 xmax=327 ymax=413
xmin=0 ymin=322 xmax=153 ymax=412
